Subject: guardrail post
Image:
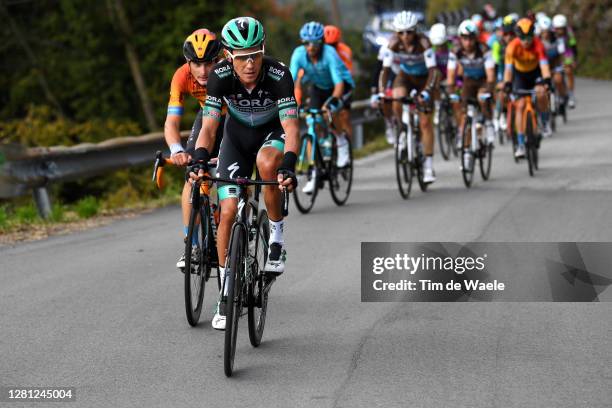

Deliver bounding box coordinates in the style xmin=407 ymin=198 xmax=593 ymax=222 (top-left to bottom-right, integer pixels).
xmin=354 ymin=123 xmax=364 ymax=150
xmin=33 ymin=187 xmax=52 ymax=219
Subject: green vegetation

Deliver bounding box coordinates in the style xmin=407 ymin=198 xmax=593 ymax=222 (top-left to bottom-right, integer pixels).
xmin=74 ymin=197 xmax=100 ymax=219
xmin=14 ymin=204 xmax=38 ymax=224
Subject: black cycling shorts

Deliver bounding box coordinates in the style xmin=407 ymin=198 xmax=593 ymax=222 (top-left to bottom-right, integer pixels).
xmin=308 ymin=81 xmax=353 ymax=110
xmin=186 ymin=109 xmax=225 ymax=157
xmin=512 ymin=67 xmax=542 ymax=93
xmin=216 ymin=117 xmax=285 ymax=200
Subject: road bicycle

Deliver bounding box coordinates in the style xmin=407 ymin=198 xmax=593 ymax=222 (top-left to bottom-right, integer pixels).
xmin=434 ymin=83 xmax=458 ymax=161
xmin=384 ymin=92 xmax=429 ymax=199
xmin=293 ymin=108 xmax=353 ymax=213
xmin=507 ymin=89 xmax=541 ymax=176
xmin=459 ymin=94 xmax=494 ymax=188
xmin=187 ymin=171 xmax=289 ymax=377
xmin=153 ymin=151 xmax=220 ymax=327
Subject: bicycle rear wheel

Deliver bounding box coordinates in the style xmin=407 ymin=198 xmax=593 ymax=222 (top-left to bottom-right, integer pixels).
xmin=329 ymin=137 xmax=353 ymax=206
xmin=293 ymin=133 xmax=318 ymax=214
xmin=224 ymin=225 xmax=245 ymax=377
xmin=461 ymin=120 xmax=475 ymax=188
xmin=248 ymin=210 xmax=269 ymax=347
xmin=184 ymin=199 xmax=209 ymax=327
xmin=395 ymin=127 xmax=412 ymax=199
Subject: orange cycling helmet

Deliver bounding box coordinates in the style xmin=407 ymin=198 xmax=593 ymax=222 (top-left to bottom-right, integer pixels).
xmin=183 ymin=28 xmax=221 ymax=63
xmin=324 ymin=25 xmax=342 ymax=44
xmin=515 ymin=18 xmax=535 ymax=37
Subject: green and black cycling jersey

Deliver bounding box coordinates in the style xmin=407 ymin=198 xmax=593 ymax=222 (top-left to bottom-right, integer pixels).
xmin=202 ymin=56 xmax=298 ymax=128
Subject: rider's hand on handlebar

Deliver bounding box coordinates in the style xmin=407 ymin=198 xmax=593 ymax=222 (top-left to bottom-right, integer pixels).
xmin=171 ymin=151 xmax=191 ymax=166
xmin=277 ymin=170 xmax=296 ymax=192
xmin=370 ymin=93 xmax=383 ymax=108
xmin=188 ymin=147 xmax=210 ymax=181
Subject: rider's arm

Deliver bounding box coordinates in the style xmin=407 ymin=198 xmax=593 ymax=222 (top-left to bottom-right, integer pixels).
xmin=194 ymin=65 xmax=225 ymax=156
xmin=484 ymin=52 xmax=496 ymax=92
xmin=165 ymin=66 xmax=190 ymax=164
xmin=424 ymin=48 xmax=439 ymax=92
xmin=446 ymin=52 xmax=457 ymax=94
xmin=326 ymin=46 xmax=346 ymax=99
xmin=503 ymin=41 xmax=515 ymax=84
xmin=535 ymin=39 xmax=551 ymax=79
xmin=378 ymin=45 xmax=394 ymax=93
xmin=275 ymin=66 xmax=301 ymax=187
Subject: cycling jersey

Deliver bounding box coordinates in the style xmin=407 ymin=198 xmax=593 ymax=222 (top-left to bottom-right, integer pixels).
xmin=334 ymin=42 xmax=354 ymax=73
xmin=289 ymin=44 xmax=355 ymax=90
xmin=505 ymin=37 xmax=548 ymax=73
xmin=540 ymin=34 xmax=565 ymax=67
xmin=167 ymin=63 xmax=208 ymax=116
xmin=557 ymin=31 xmax=577 ymax=64
xmin=448 ymin=45 xmax=495 ymax=80
xmin=203 ymin=56 xmax=298 ymax=128
xmin=432 ymin=45 xmax=451 ymax=80
xmin=384 ymin=35 xmax=436 ymax=77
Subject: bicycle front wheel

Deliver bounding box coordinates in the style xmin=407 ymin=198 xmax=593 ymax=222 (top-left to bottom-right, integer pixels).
xmin=437 ymin=104 xmax=451 ymax=160
xmin=461 ymin=120 xmax=475 ymax=188
xmin=248 ymin=210 xmax=270 ymax=347
xmin=526 ymin=111 xmax=536 ymax=177
xmin=479 ymin=140 xmax=493 ymax=181
xmin=329 ymin=137 xmax=353 ymax=206
xmin=395 ymin=128 xmax=412 ymax=199
xmin=224 ymin=224 xmax=245 ymax=377
xmin=293 ymin=133 xmax=318 ymax=214
xmin=184 ymin=200 xmax=209 ymax=327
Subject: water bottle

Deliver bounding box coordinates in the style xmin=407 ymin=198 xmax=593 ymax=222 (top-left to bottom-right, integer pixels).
xmin=321 ymin=135 xmax=333 ymax=161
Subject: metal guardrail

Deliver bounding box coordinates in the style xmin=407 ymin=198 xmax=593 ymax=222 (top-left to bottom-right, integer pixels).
xmin=0 ymin=99 xmax=380 ymax=217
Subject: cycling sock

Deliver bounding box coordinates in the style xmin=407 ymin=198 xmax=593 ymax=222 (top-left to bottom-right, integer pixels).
xmin=219 ymin=266 xmax=228 ymax=297
xmin=518 ymin=133 xmax=525 ymax=145
xmin=183 ymin=225 xmax=199 ymax=246
xmin=384 ymin=117 xmax=393 ymax=129
xmin=269 ymin=219 xmax=284 ymax=245
xmin=336 ymin=133 xmax=348 ymax=147
xmin=541 ymin=112 xmax=550 ymax=124
xmin=425 ymin=156 xmax=433 ymax=168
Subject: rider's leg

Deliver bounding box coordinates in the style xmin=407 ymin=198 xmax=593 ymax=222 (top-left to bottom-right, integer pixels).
xmin=565 ymin=62 xmax=576 ymax=106
xmin=554 ymin=71 xmax=566 ymax=98
xmin=256 ymin=147 xmax=284 ymax=225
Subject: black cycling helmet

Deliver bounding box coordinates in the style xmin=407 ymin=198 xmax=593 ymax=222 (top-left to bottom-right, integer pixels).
xmin=183 ymin=29 xmax=222 ymax=63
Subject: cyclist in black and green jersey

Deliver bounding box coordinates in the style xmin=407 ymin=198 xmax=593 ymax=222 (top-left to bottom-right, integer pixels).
xmin=190 ymin=17 xmax=299 ymax=330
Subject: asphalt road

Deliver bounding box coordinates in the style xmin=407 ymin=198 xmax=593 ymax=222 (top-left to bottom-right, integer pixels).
xmin=1 ymin=78 xmax=611 ymax=408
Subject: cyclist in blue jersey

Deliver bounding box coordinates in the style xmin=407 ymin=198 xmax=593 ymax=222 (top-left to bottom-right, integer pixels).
xmin=290 ymin=21 xmax=354 ymax=194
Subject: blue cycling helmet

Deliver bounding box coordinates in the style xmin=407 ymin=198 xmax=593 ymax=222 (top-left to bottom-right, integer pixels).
xmin=300 ymin=21 xmax=325 ymax=41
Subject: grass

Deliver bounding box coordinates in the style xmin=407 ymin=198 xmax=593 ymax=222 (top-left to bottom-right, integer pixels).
xmin=354 ymin=134 xmax=392 ymax=160
xmin=74 ymin=196 xmax=100 ymax=219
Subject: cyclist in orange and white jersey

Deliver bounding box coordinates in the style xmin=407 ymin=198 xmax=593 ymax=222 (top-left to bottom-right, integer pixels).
xmin=163 ymin=28 xmax=224 ymax=269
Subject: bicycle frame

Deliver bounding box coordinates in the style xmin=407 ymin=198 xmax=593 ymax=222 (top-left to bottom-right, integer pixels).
xmin=300 ymin=108 xmax=333 ymax=164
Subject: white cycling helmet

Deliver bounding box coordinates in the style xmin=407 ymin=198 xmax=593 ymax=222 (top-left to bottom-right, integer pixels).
xmin=458 ymin=19 xmax=478 ymax=36
xmin=429 ymin=23 xmax=447 ymax=45
xmin=471 ymin=13 xmax=483 ymax=23
xmin=552 ymin=14 xmax=567 ymax=28
xmin=538 ymin=16 xmax=552 ymax=31
xmin=535 ymin=12 xmax=548 ymax=22
xmin=393 ymin=11 xmax=419 ymax=32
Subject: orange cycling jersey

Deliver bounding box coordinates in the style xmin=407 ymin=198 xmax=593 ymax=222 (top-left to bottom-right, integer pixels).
xmin=167 ymin=63 xmax=207 ymax=116
xmin=334 ymin=42 xmax=353 ymax=73
xmin=505 ymin=37 xmax=548 ymax=73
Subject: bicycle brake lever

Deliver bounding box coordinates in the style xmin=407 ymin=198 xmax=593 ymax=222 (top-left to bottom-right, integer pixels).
xmin=282 ymin=188 xmax=289 ymax=217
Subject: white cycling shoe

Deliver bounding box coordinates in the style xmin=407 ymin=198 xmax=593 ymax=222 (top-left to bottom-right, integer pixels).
xmin=212 ymin=298 xmax=226 ymax=330
xmin=176 ymin=245 xmax=200 ymax=270
xmin=515 ymin=144 xmax=526 ymax=158
xmin=541 ymin=122 xmax=552 ymax=138
xmin=385 ymin=126 xmax=395 ymax=145
xmin=302 ymin=178 xmax=315 ymax=195
xmin=336 ymin=139 xmax=350 ymax=168
xmin=264 ymin=242 xmax=286 ymax=276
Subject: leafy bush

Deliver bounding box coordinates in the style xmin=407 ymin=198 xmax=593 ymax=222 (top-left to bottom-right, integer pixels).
xmin=49 ymin=203 xmax=66 ymax=223
xmin=14 ymin=204 xmax=39 ymax=224
xmin=75 ymin=196 xmax=100 ymax=219
xmin=0 ymin=206 xmax=8 ymax=229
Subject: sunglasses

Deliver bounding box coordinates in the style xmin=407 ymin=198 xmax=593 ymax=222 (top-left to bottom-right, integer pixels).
xmin=398 ymin=30 xmax=415 ymax=36
xmin=303 ymin=40 xmax=323 ymax=47
xmin=227 ymin=48 xmax=265 ymax=62
xmin=460 ymin=35 xmax=475 ymax=40
xmin=519 ymin=34 xmax=534 ymax=40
